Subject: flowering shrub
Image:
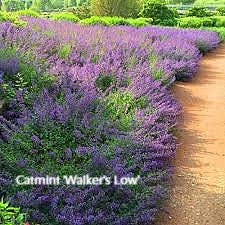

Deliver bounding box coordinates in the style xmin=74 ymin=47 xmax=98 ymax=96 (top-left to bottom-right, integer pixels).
xmin=0 ymin=19 xmax=220 ymax=225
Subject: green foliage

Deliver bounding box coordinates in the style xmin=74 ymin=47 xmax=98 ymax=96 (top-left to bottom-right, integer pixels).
xmin=125 ymin=17 xmax=152 ymax=27
xmin=0 ymin=47 xmax=17 ymax=59
xmin=51 ymin=12 xmax=80 ymax=22
xmin=103 ymin=91 xmax=148 ymax=131
xmin=95 ymin=74 xmax=115 ymax=91
xmin=0 ymin=11 xmax=26 ymax=26
xmin=0 ymin=56 xmax=54 ymax=103
xmin=71 ymin=3 xmax=91 ymax=19
xmin=140 ymin=0 xmax=178 ymax=26
xmin=1 ymin=121 xmax=87 ymax=177
xmin=16 ymin=9 xmax=40 ymax=17
xmin=51 ymin=0 xmax=64 ymax=9
xmin=1 ymin=0 xmax=24 ymax=12
xmin=186 ymin=7 xmax=211 ymax=17
xmin=0 ymin=199 xmax=26 ymax=225
xmin=90 ymin=0 xmax=142 ymax=18
xmin=80 ymin=16 xmax=152 ymax=27
xmin=194 ymin=0 xmax=225 ymax=6
xmin=178 ymin=16 xmax=225 ymax=28
xmin=30 ymin=0 xmax=53 ymax=12
xmin=178 ymin=16 xmax=215 ymax=28
xmin=215 ymin=7 xmax=225 ymax=16
xmin=58 ymin=44 xmax=71 ymax=59
xmin=103 ymin=91 xmax=136 ymax=131
xmin=64 ymin=0 xmax=77 ymax=8
xmin=214 ymin=16 xmax=225 ymax=27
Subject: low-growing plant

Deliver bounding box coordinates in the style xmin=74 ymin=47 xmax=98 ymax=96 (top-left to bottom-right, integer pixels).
xmin=0 ymin=199 xmax=26 ymax=225
xmin=15 ymin=10 xmax=40 ymax=18
xmin=178 ymin=17 xmax=215 ymax=28
xmin=58 ymin=44 xmax=71 ymax=59
xmin=51 ymin=12 xmax=80 ymax=23
xmin=95 ymin=74 xmax=115 ymax=91
xmin=202 ymin=27 xmax=225 ymax=41
xmin=0 ymin=49 xmax=54 ymax=104
xmin=0 ymin=11 xmax=25 ymax=26
xmin=103 ymin=91 xmax=136 ymax=131
xmin=79 ymin=16 xmax=152 ymax=27
xmin=214 ymin=16 xmax=225 ymax=27
xmin=178 ymin=16 xmax=225 ymax=28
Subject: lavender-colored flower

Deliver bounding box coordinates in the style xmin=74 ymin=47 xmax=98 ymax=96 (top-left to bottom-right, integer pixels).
xmin=65 ymin=148 xmax=73 ymax=160
xmin=31 ymin=135 xmax=42 ymax=146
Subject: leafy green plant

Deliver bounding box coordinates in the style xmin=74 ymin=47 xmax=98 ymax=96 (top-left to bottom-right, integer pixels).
xmin=79 ymin=16 xmax=152 ymax=27
xmin=126 ymin=17 xmax=152 ymax=27
xmin=70 ymin=3 xmax=91 ymax=19
xmin=215 ymin=7 xmax=225 ymax=16
xmin=186 ymin=7 xmax=211 ymax=17
xmin=178 ymin=17 xmax=215 ymax=28
xmin=51 ymin=12 xmax=80 ymax=23
xmin=58 ymin=44 xmax=71 ymax=59
xmin=15 ymin=10 xmax=40 ymax=18
xmin=140 ymin=0 xmax=178 ymax=25
xmin=0 ymin=11 xmax=26 ymax=26
xmin=1 ymin=0 xmax=24 ymax=12
xmin=103 ymin=91 xmax=136 ymax=131
xmin=1 ymin=59 xmax=54 ymax=104
xmin=95 ymin=74 xmax=115 ymax=91
xmin=214 ymin=16 xmax=225 ymax=27
xmin=0 ymin=199 xmax=26 ymax=225
xmin=103 ymin=91 xmax=148 ymax=131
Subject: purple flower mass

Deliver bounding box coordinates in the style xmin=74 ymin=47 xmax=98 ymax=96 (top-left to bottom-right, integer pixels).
xmin=0 ymin=18 xmax=220 ymax=225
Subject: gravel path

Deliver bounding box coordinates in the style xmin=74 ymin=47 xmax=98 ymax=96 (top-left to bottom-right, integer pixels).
xmin=156 ymin=44 xmax=225 ymax=225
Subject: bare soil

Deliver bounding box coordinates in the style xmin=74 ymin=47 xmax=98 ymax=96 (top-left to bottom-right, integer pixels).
xmin=156 ymin=44 xmax=225 ymax=225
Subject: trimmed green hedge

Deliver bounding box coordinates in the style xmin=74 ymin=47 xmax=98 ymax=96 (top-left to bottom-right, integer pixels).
xmin=178 ymin=16 xmax=225 ymax=28
xmin=79 ymin=16 xmax=152 ymax=27
xmin=50 ymin=12 xmax=80 ymax=23
xmin=16 ymin=10 xmax=40 ymax=18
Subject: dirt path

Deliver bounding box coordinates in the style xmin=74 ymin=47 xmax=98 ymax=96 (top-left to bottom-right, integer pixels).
xmin=156 ymin=44 xmax=225 ymax=225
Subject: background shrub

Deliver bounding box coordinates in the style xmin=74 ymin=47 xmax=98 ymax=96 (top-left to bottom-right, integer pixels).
xmin=79 ymin=16 xmax=152 ymax=27
xmin=16 ymin=9 xmax=40 ymax=18
xmin=215 ymin=7 xmax=225 ymax=16
xmin=186 ymin=7 xmax=211 ymax=17
xmin=178 ymin=17 xmax=215 ymax=28
xmin=214 ymin=16 xmax=225 ymax=27
xmin=69 ymin=3 xmax=91 ymax=19
xmin=140 ymin=0 xmax=178 ymax=25
xmin=51 ymin=12 xmax=80 ymax=23
xmin=1 ymin=0 xmax=24 ymax=12
xmin=0 ymin=11 xmax=26 ymax=26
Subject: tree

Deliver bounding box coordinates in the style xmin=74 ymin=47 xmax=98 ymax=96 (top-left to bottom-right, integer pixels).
xmin=91 ymin=0 xmax=141 ymax=17
xmin=68 ymin=0 xmax=77 ymax=7
xmin=77 ymin=0 xmax=89 ymax=6
xmin=91 ymin=0 xmax=142 ymax=18
xmin=51 ymin=0 xmax=64 ymax=9
xmin=25 ymin=0 xmax=32 ymax=9
xmin=1 ymin=0 xmax=25 ymax=11
xmin=31 ymin=0 xmax=53 ymax=12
